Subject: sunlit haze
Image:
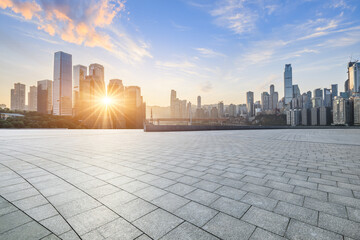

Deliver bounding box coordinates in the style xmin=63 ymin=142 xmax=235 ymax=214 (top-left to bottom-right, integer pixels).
xmin=1 ymin=0 xmax=360 ymax=107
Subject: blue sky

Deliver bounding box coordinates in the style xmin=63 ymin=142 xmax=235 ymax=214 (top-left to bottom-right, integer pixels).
xmin=1 ymin=0 xmax=360 ymax=107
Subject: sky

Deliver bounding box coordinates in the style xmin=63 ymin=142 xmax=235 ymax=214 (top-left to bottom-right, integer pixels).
xmin=0 ymin=0 xmax=360 ymax=107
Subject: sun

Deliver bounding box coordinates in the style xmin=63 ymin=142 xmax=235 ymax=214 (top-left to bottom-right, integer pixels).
xmin=102 ymin=96 xmax=112 ymax=106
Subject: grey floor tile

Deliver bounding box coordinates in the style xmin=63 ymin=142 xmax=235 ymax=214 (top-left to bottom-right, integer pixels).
xmin=114 ymin=198 xmax=157 ymax=222
xmin=152 ymin=193 xmax=189 ymax=212
xmin=242 ymin=207 xmax=289 ymax=236
xmin=211 ymin=197 xmax=250 ymax=218
xmin=161 ymin=222 xmax=219 ymax=240
xmin=203 ymin=213 xmax=255 ymax=240
xmin=174 ymin=201 xmax=218 ymax=227
xmin=133 ymin=209 xmax=183 ymax=239
xmin=285 ymin=219 xmax=342 ymax=240
xmin=185 ymin=189 xmax=219 ymax=206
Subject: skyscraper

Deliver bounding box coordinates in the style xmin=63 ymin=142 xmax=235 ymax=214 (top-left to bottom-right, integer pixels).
xmin=284 ymin=64 xmax=293 ymax=104
xmin=349 ymin=62 xmax=360 ymax=94
xmin=246 ymin=91 xmax=254 ymax=117
xmin=53 ymin=51 xmax=72 ymax=116
xmin=261 ymin=92 xmax=270 ymax=110
xmin=331 ymin=84 xmax=338 ymax=99
xmin=323 ymin=88 xmax=332 ymax=107
xmin=89 ymin=63 xmax=105 ymax=97
xmin=218 ymin=101 xmax=224 ymax=117
xmin=37 ymin=80 xmax=53 ymax=114
xmin=28 ymin=86 xmax=37 ymax=112
xmin=312 ymin=88 xmax=323 ymax=108
xmin=124 ymin=86 xmax=145 ymax=129
xmin=292 ymin=84 xmax=301 ymax=98
xmin=10 ymin=83 xmax=25 ymax=111
xmin=197 ymin=96 xmax=201 ymax=109
xmin=107 ymin=79 xmax=125 ymax=128
xmin=73 ymin=64 xmax=87 ymax=116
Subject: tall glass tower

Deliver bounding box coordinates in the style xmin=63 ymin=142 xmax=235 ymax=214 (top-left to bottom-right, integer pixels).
xmin=53 ymin=51 xmax=72 ymax=116
xmin=284 ymin=64 xmax=293 ymax=104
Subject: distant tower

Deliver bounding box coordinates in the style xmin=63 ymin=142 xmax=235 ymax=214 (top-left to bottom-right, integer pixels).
xmin=284 ymin=64 xmax=293 ymax=104
xmin=53 ymin=51 xmax=72 ymax=116
xmin=37 ymin=80 xmax=53 ymax=114
xmin=10 ymin=83 xmax=26 ymax=111
xmin=28 ymin=86 xmax=37 ymax=112
xmin=246 ymin=91 xmax=254 ymax=117
xmin=197 ymin=96 xmax=201 ymax=109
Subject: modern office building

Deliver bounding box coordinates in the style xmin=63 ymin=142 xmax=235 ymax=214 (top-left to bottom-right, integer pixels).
xmin=349 ymin=62 xmax=360 ymax=94
xmin=37 ymin=80 xmax=52 ymax=114
xmin=333 ymin=96 xmax=353 ymax=125
xmin=301 ymin=108 xmax=311 ymax=126
xmin=311 ymin=108 xmax=319 ymax=126
xmin=312 ymin=88 xmax=323 ymax=108
xmin=323 ymin=88 xmax=332 ymax=107
xmin=124 ymin=86 xmax=145 ymax=129
xmin=28 ymin=86 xmax=37 ymax=112
xmin=197 ymin=96 xmax=201 ymax=109
xmin=89 ymin=63 xmax=105 ymax=98
xmin=291 ymin=109 xmax=301 ymax=126
xmin=319 ymin=106 xmax=331 ymax=125
xmin=354 ymin=97 xmax=360 ymax=125
xmin=73 ymin=65 xmax=87 ymax=117
xmin=331 ymin=84 xmax=338 ymax=99
xmin=218 ymin=101 xmax=224 ymax=117
xmin=261 ymin=92 xmax=270 ymax=111
xmin=10 ymin=83 xmax=26 ymax=111
xmin=246 ymin=91 xmax=254 ymax=117
xmin=53 ymin=51 xmax=72 ymax=116
xmin=269 ymin=84 xmax=279 ymax=110
xmin=292 ymin=84 xmax=301 ymax=98
xmin=284 ymin=64 xmax=293 ymax=104
xmin=106 ymin=79 xmax=125 ymax=128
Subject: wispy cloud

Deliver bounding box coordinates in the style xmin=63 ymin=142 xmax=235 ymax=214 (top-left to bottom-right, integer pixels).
xmin=201 ymin=81 xmax=213 ymax=92
xmin=210 ymin=0 xmax=258 ymax=35
xmin=195 ymin=48 xmax=225 ymax=58
xmin=0 ymin=0 xmax=152 ymax=63
xmin=171 ymin=21 xmax=191 ymax=31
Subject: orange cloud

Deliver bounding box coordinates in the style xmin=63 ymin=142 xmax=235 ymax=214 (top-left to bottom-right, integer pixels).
xmin=0 ymin=0 xmax=41 ymax=20
xmin=1 ymin=0 xmax=151 ymax=63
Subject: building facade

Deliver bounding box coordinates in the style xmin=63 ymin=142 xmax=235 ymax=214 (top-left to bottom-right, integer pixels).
xmin=37 ymin=80 xmax=52 ymax=114
xmin=73 ymin=65 xmax=87 ymax=117
xmin=28 ymin=86 xmax=37 ymax=112
xmin=10 ymin=83 xmax=25 ymax=111
xmin=53 ymin=51 xmax=72 ymax=116
xmin=284 ymin=64 xmax=293 ymax=104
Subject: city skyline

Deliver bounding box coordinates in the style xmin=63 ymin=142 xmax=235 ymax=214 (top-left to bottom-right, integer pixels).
xmin=1 ymin=0 xmax=360 ymax=107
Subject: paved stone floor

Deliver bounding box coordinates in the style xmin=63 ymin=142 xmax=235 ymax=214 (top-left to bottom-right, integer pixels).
xmin=0 ymin=129 xmax=360 ymax=240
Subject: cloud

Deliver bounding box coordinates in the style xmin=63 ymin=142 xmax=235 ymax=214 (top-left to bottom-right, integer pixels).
xmin=195 ymin=48 xmax=225 ymax=58
xmin=171 ymin=21 xmax=191 ymax=31
xmin=210 ymin=0 xmax=258 ymax=35
xmin=1 ymin=0 xmax=152 ymax=63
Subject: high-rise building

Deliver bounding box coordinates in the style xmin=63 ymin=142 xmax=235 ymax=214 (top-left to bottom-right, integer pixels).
xmin=354 ymin=97 xmax=360 ymax=125
xmin=246 ymin=91 xmax=254 ymax=117
xmin=292 ymin=84 xmax=301 ymax=98
xmin=107 ymin=79 xmax=125 ymax=128
xmin=349 ymin=62 xmax=360 ymax=94
xmin=323 ymin=88 xmax=332 ymax=107
xmin=331 ymin=84 xmax=338 ymax=99
xmin=269 ymin=84 xmax=278 ymax=110
xmin=333 ymin=96 xmax=353 ymax=125
xmin=89 ymin=63 xmax=105 ymax=97
xmin=73 ymin=65 xmax=87 ymax=117
xmin=28 ymin=86 xmax=37 ymax=112
xmin=312 ymin=88 xmax=323 ymax=108
xmin=229 ymin=104 xmax=236 ymax=117
xmin=37 ymin=80 xmax=52 ymax=114
xmin=10 ymin=83 xmax=25 ymax=111
xmin=197 ymin=96 xmax=201 ymax=109
xmin=261 ymin=92 xmax=270 ymax=110
xmin=124 ymin=86 xmax=145 ymax=129
xmin=284 ymin=64 xmax=293 ymax=104
xmin=170 ymin=90 xmax=177 ymax=118
xmin=345 ymin=79 xmax=349 ymax=93
xmin=218 ymin=101 xmax=224 ymax=117
xmin=53 ymin=51 xmax=72 ymax=116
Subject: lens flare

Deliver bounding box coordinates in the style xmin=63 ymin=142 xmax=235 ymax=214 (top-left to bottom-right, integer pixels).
xmin=102 ymin=96 xmax=112 ymax=106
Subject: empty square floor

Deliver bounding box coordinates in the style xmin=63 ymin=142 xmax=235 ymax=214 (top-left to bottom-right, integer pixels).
xmin=0 ymin=129 xmax=360 ymax=240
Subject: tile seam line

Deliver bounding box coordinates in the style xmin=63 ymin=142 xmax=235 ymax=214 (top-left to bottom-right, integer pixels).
xmin=0 ymin=163 xmax=67 ymax=239
xmin=11 ymin=148 xmax=231 ymax=240
xmin=1 ymin=154 xmax=150 ymax=240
